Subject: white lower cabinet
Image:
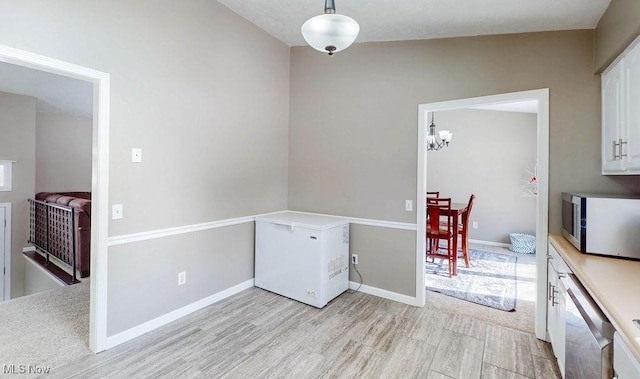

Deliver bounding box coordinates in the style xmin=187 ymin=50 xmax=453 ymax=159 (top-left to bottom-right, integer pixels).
xmin=614 ymin=332 xmax=640 ymax=379
xmin=547 ymin=243 xmax=569 ymax=378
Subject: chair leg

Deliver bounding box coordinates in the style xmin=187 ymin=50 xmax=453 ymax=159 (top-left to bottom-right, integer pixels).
xmin=446 ymin=238 xmax=453 ymax=277
xmin=461 ymin=232 xmax=470 ymax=267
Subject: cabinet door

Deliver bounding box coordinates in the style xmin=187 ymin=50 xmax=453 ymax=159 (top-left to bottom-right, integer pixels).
xmin=603 ymin=61 xmax=625 ymax=173
xmin=625 ymin=43 xmax=640 ymax=170
xmin=614 ymin=332 xmax=640 ymax=379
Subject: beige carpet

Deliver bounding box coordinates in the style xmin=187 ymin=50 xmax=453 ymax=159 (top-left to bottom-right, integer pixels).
xmin=0 ymin=281 xmax=91 ymax=377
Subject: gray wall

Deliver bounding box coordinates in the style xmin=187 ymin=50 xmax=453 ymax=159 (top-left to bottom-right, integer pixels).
xmin=290 ymin=30 xmax=640 ymax=297
xmin=36 ymin=113 xmax=92 ymax=193
xmin=108 ymin=222 xmax=254 ymax=335
xmin=0 ymin=91 xmax=36 ymax=298
xmin=595 ymin=0 xmax=640 ymax=72
xmin=427 ymin=109 xmax=537 ymax=244
xmin=23 ymin=257 xmax=64 ymax=296
xmin=0 ymin=1 xmax=290 ymax=334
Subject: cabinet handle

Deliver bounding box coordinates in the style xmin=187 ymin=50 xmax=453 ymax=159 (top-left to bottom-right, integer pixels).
xmin=614 ymin=140 xmax=620 ymax=160
xmin=620 ymin=139 xmax=628 ymax=158
xmin=553 ymin=287 xmax=560 ymax=305
xmin=548 ymin=283 xmax=555 ymax=303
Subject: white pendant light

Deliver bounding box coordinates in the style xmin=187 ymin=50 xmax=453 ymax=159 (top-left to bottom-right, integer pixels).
xmin=301 ymin=0 xmax=360 ymax=56
xmin=426 ymin=112 xmax=453 ymax=151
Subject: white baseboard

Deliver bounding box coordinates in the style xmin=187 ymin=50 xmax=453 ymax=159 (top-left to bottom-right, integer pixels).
xmin=105 ymin=279 xmax=254 ymax=349
xmin=468 ymin=239 xmax=510 ymax=248
xmin=348 ymin=281 xmax=420 ymax=306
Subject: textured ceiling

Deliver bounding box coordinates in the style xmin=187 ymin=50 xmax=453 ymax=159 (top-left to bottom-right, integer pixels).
xmin=218 ymin=0 xmax=611 ymax=46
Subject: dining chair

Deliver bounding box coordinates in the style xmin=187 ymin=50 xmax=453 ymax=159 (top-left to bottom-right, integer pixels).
xmin=458 ymin=194 xmax=476 ymax=267
xmin=426 ymin=197 xmax=455 ymax=277
xmin=437 ymin=194 xmax=475 ymax=268
xmin=426 ymin=191 xmax=440 ymax=198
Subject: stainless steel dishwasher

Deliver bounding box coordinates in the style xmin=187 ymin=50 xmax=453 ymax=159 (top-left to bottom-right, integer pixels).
xmin=561 ymin=274 xmax=614 ymax=379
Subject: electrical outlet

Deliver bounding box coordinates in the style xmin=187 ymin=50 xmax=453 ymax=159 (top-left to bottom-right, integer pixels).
xmin=472 ymin=221 xmax=479 ymax=229
xmin=178 ymin=271 xmax=186 ymax=285
xmin=306 ymin=289 xmax=316 ymax=298
xmin=405 ymin=200 xmax=413 ymax=211
xmin=351 ymin=254 xmax=358 ymax=265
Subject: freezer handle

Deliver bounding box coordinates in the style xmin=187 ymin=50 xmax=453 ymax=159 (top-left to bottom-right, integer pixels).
xmin=273 ymin=222 xmax=296 ymax=231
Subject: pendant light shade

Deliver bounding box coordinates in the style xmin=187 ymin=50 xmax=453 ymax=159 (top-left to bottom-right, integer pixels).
xmin=301 ymin=0 xmax=360 ymax=55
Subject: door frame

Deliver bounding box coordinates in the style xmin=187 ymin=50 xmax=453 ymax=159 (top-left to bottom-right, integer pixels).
xmin=0 ymin=45 xmax=110 ymax=352
xmin=416 ymin=88 xmax=550 ymax=340
xmin=0 ymin=202 xmax=10 ymax=302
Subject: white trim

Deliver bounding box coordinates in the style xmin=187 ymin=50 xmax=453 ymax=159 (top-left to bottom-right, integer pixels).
xmin=0 ymin=203 xmax=10 ymax=301
xmin=468 ymin=239 xmax=511 ymax=248
xmin=107 ymin=215 xmax=258 ymax=246
xmin=105 ymin=279 xmax=254 ymax=349
xmin=22 ymin=246 xmax=36 ymax=253
xmin=346 ymin=216 xmax=416 ymax=231
xmin=349 ymin=281 xmax=420 ymax=306
xmin=0 ymin=45 xmax=112 ymax=353
xmin=288 ymin=210 xmax=417 ymax=231
xmin=108 ymin=210 xmax=418 ymax=247
xmin=417 ymin=89 xmax=550 ymax=341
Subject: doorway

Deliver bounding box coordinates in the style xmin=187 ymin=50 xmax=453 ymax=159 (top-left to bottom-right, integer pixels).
xmin=416 ymin=89 xmax=550 ymax=341
xmin=0 ymin=45 xmax=110 ymax=353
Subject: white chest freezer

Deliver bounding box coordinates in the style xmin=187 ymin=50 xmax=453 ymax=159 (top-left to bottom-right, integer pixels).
xmin=255 ymin=211 xmax=350 ymax=308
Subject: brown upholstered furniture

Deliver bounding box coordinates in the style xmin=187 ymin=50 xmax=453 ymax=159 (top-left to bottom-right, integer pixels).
xmin=34 ymin=192 xmax=91 ymax=278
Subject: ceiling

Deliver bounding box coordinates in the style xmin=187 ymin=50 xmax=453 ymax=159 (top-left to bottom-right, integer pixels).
xmin=218 ymin=0 xmax=611 ymax=47
xmin=0 ymin=1 xmax=611 ymax=119
xmin=0 ymin=61 xmax=93 ymax=119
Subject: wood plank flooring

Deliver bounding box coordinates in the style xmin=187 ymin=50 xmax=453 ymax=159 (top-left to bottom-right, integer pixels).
xmin=47 ymin=288 xmax=560 ymax=378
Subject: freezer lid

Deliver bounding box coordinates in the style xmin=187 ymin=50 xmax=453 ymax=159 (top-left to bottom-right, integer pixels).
xmin=255 ymin=211 xmax=349 ymax=231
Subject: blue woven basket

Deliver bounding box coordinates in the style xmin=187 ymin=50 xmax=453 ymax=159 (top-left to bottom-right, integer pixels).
xmin=509 ymin=233 xmax=536 ymax=254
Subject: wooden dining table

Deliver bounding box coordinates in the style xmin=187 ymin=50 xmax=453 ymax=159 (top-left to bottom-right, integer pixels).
xmin=432 ymin=202 xmax=469 ymax=276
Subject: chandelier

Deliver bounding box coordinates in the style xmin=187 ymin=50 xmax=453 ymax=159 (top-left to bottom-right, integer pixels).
xmin=301 ymin=0 xmax=360 ymax=56
xmin=426 ymin=113 xmax=453 ymax=151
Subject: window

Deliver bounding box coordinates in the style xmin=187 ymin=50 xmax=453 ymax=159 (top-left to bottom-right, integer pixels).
xmin=0 ymin=161 xmax=12 ymax=191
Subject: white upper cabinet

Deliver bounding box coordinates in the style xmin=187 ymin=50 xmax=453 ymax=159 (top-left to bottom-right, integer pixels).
xmin=602 ymin=37 xmax=640 ymax=175
xmin=624 ymin=44 xmax=640 ymax=170
xmin=602 ymin=62 xmax=624 ymax=173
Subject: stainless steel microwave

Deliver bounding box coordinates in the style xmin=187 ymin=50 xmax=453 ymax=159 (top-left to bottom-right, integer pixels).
xmin=561 ymin=192 xmax=640 ymax=260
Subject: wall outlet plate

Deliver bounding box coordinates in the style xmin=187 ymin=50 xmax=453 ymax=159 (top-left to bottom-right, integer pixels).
xmin=178 ymin=271 xmax=186 ymax=285
xmin=351 ymin=254 xmax=358 ymax=265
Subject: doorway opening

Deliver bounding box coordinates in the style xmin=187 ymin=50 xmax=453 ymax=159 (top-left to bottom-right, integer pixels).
xmin=0 ymin=45 xmax=110 ymax=353
xmin=416 ymin=89 xmax=549 ymax=341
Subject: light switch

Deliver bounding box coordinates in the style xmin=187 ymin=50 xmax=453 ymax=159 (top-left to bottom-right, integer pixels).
xmin=112 ymin=204 xmax=123 ymax=219
xmin=132 ymin=148 xmax=142 ymax=163
xmin=405 ymin=200 xmax=413 ymax=211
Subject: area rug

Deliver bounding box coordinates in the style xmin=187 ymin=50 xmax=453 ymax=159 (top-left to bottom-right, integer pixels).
xmin=425 ymin=249 xmax=517 ymax=312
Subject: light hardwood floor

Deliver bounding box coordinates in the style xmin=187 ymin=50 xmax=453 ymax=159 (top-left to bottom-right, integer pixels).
xmin=48 ymin=287 xmax=560 ymax=379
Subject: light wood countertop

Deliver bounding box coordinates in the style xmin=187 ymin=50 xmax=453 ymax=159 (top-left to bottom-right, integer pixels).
xmin=549 ymin=234 xmax=640 ymax=363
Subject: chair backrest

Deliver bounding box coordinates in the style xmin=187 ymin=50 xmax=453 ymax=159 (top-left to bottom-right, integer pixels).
xmin=461 ymin=194 xmax=476 ymax=230
xmin=427 ymin=197 xmax=451 ymax=232
xmin=426 ymin=191 xmax=440 ymax=198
